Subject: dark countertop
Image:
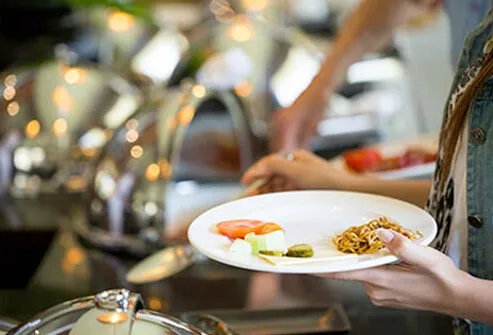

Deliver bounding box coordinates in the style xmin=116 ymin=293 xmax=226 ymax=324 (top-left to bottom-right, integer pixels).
xmin=0 ymin=194 xmax=453 ymax=335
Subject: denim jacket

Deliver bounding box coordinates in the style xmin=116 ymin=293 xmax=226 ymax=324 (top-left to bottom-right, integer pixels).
xmin=445 ymin=0 xmax=493 ymax=65
xmin=431 ymin=7 xmax=493 ymax=335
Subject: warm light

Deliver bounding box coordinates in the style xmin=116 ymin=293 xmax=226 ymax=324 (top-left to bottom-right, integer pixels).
xmin=65 ymin=176 xmax=87 ymax=192
xmin=126 ymin=118 xmax=139 ymax=130
xmin=97 ymin=312 xmax=129 ymax=325
xmin=126 ymin=129 xmax=139 ymax=143
xmin=104 ymin=129 xmax=113 ymax=140
xmin=108 ymin=11 xmax=135 ymax=33
xmin=145 ymin=163 xmax=160 ymax=181
xmin=63 ymin=67 xmax=87 ymax=85
xmin=228 ymin=16 xmax=255 ymax=42
xmin=192 ymin=85 xmax=206 ymax=98
xmin=61 ymin=246 xmax=87 ymax=274
xmin=234 ymin=80 xmax=253 ymax=97
xmin=159 ymin=159 xmax=173 ymax=178
xmin=167 ymin=117 xmax=177 ymax=131
xmin=3 ymin=86 xmax=15 ymax=101
xmin=178 ymin=105 xmax=196 ymax=125
xmin=7 ymin=101 xmax=19 ymax=116
xmin=53 ymin=118 xmax=68 ymax=137
xmin=148 ymin=297 xmax=164 ymax=311
xmin=130 ymin=145 xmax=143 ymax=158
xmin=4 ymin=74 xmax=17 ymax=87
xmin=52 ymin=86 xmax=74 ymax=113
xmin=242 ymin=0 xmax=267 ymax=12
xmin=81 ymin=148 xmax=99 ymax=158
xmin=25 ymin=120 xmax=41 ymax=139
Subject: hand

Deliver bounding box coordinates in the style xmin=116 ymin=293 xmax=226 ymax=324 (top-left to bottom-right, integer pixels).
xmin=270 ymin=88 xmax=327 ymax=152
xmin=242 ymin=150 xmax=355 ymax=191
xmin=319 ymin=229 xmax=472 ymax=315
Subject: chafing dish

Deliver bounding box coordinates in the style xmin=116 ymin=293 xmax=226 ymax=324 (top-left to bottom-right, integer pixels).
xmin=74 ymin=81 xmax=254 ymax=256
xmin=2 ymin=289 xmax=216 ymax=335
xmin=0 ymin=60 xmax=142 ymax=197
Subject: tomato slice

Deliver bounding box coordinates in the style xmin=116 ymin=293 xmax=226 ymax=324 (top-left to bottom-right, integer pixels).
xmin=216 ymin=220 xmax=283 ymax=239
xmin=255 ymin=222 xmax=283 ymax=235
xmin=216 ymin=219 xmax=264 ymax=239
xmin=343 ymin=148 xmax=383 ymax=173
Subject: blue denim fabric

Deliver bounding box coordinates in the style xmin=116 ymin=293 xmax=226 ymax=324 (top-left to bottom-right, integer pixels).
xmin=435 ymin=7 xmax=493 ymax=335
xmin=444 ymin=0 xmax=493 ymax=66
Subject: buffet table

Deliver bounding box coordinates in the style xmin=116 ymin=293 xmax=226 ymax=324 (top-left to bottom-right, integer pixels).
xmin=0 ymin=189 xmax=452 ymax=335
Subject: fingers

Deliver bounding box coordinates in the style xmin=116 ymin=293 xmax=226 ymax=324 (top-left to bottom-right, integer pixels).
xmin=242 ymin=152 xmax=307 ymax=185
xmin=376 ymin=229 xmax=442 ymax=270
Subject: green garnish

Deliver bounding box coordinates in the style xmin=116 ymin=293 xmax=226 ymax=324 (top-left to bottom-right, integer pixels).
xmin=286 ymin=243 xmax=314 ymax=258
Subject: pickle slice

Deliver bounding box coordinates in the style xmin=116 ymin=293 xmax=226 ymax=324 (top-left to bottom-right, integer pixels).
xmin=286 ymin=243 xmax=314 ymax=258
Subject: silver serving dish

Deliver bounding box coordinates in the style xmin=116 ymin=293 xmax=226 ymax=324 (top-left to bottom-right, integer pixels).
xmin=0 ymin=60 xmax=143 ymax=197
xmin=74 ymin=81 xmax=254 ymax=256
xmin=2 ymin=289 xmax=221 ymax=335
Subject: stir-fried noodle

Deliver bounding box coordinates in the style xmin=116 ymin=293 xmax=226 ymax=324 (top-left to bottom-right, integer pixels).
xmin=333 ymin=217 xmax=422 ymax=254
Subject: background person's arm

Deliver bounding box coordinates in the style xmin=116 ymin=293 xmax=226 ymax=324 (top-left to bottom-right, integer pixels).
xmin=272 ymin=0 xmax=441 ymax=151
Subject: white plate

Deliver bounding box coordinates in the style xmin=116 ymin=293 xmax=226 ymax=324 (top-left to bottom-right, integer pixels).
xmin=188 ymin=191 xmax=437 ymax=274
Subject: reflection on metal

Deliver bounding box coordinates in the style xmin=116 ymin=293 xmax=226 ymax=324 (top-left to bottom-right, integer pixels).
xmin=0 ymin=62 xmax=142 ymax=197
xmin=74 ymin=81 xmax=254 ymax=256
xmin=4 ymin=289 xmax=209 ymax=335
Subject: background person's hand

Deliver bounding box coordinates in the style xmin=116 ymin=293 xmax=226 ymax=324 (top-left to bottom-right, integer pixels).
xmin=242 ymin=150 xmax=354 ymax=191
xmin=270 ymin=88 xmax=327 ymax=152
xmin=319 ymin=229 xmax=471 ymax=315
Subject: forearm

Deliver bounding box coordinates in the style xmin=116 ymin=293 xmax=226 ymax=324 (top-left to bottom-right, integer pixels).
xmin=307 ymin=0 xmax=437 ymax=103
xmin=343 ymin=176 xmax=432 ymax=208
xmin=452 ymin=275 xmax=493 ymax=325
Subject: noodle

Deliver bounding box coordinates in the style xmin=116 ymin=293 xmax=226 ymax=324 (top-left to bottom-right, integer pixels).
xmin=332 ymin=216 xmax=422 ymax=255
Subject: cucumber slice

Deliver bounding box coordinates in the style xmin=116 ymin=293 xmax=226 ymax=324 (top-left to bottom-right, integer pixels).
xmin=245 ymin=230 xmax=285 ymax=255
xmin=259 ymin=250 xmax=285 ymax=257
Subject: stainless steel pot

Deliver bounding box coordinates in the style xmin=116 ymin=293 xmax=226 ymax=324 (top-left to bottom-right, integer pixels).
xmin=4 ymin=289 xmax=210 ymax=335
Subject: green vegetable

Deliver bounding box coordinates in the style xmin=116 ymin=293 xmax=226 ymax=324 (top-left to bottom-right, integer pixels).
xmin=286 ymin=243 xmax=314 ymax=258
xmin=259 ymin=250 xmax=285 ymax=257
xmin=245 ymin=230 xmax=285 ymax=255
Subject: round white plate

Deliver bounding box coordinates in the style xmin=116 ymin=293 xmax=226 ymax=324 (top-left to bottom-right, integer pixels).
xmin=188 ymin=191 xmax=437 ymax=274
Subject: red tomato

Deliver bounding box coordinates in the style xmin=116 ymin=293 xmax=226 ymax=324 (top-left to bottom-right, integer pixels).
xmin=216 ymin=220 xmax=283 ymax=239
xmin=255 ymin=222 xmax=283 ymax=235
xmin=343 ymin=148 xmax=383 ymax=173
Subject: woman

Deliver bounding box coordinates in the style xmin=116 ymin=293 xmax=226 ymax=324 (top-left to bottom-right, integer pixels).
xmin=243 ymin=9 xmax=493 ymax=335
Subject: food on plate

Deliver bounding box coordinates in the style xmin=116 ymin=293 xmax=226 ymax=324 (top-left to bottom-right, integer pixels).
xmin=229 ymin=238 xmax=252 ymax=255
xmin=245 ymin=230 xmax=285 ymax=255
xmin=343 ymin=147 xmax=437 ymax=174
xmin=259 ymin=250 xmax=285 ymax=257
xmin=218 ymin=219 xmax=315 ymax=258
xmin=285 ymin=244 xmax=314 ymax=258
xmin=332 ymin=216 xmax=423 ymax=254
xmin=216 ymin=219 xmax=283 ymax=239
xmin=343 ymin=148 xmax=383 ymax=173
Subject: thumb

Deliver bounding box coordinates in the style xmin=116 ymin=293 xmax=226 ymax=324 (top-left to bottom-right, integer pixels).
xmin=376 ymin=229 xmax=433 ymax=269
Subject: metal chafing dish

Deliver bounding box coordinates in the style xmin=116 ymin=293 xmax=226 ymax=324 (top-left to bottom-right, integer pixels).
xmin=74 ymin=80 xmax=254 ymax=256
xmin=0 ymin=59 xmax=143 ymax=197
xmin=0 ymin=289 xmax=229 ymax=335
